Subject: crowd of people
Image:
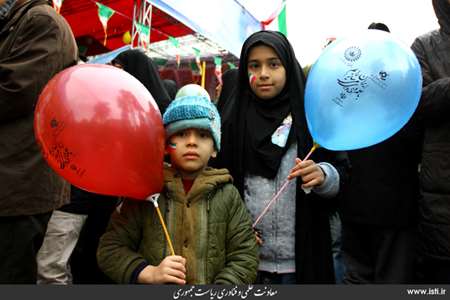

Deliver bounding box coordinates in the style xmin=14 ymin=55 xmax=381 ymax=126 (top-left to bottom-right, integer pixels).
xmin=0 ymin=0 xmax=449 ymax=285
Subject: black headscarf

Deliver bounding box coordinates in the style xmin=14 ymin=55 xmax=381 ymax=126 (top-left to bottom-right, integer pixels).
xmin=112 ymin=49 xmax=171 ymax=114
xmin=433 ymin=0 xmax=450 ymax=35
xmin=216 ymin=68 xmax=238 ymax=118
xmin=162 ymin=79 xmax=178 ymax=101
xmin=367 ymin=22 xmax=390 ymax=32
xmin=216 ymin=31 xmax=312 ymax=194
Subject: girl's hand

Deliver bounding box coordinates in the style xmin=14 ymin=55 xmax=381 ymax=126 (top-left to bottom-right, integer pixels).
xmin=253 ymin=228 xmax=264 ymax=246
xmin=288 ymin=158 xmax=325 ymax=188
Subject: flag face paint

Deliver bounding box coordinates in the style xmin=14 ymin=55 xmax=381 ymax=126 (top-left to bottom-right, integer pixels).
xmin=168 ymin=142 xmax=177 ymax=150
xmin=248 ymin=73 xmax=256 ymax=86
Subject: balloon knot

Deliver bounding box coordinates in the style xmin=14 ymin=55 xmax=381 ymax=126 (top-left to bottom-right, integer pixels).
xmin=146 ymin=193 xmax=160 ymax=207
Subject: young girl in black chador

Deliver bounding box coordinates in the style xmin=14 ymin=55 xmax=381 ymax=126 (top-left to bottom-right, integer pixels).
xmin=214 ymin=31 xmax=348 ymax=284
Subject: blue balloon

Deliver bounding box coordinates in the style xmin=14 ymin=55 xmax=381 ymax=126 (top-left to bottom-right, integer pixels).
xmin=305 ymin=30 xmax=422 ymax=151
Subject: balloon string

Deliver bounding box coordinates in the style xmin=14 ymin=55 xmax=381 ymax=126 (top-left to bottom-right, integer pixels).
xmin=155 ymin=206 xmax=175 ymax=256
xmin=148 ymin=194 xmax=175 ymax=256
xmin=252 ymin=143 xmax=319 ymax=228
xmin=303 ymin=142 xmax=319 ymax=161
xmin=252 ymin=179 xmax=290 ymax=228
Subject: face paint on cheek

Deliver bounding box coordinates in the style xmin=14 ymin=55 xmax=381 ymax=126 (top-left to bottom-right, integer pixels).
xmin=248 ymin=72 xmax=256 ymax=86
xmin=168 ymin=142 xmax=177 ymax=151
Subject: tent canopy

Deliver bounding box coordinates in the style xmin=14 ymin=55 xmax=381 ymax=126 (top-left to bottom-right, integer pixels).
xmin=61 ymin=0 xmax=194 ymax=56
xmin=61 ymin=0 xmax=261 ymax=58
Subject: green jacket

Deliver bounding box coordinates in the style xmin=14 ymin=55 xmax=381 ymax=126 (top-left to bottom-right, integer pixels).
xmin=97 ymin=166 xmax=258 ymax=284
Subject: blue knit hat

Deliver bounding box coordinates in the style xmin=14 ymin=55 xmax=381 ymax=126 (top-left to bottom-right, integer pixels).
xmin=163 ymin=95 xmax=221 ymax=151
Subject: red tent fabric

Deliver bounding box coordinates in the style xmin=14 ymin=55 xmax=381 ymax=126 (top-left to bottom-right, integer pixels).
xmin=61 ymin=0 xmax=194 ymax=56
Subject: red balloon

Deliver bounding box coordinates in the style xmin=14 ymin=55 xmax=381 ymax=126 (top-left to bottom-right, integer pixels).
xmin=34 ymin=64 xmax=165 ymax=200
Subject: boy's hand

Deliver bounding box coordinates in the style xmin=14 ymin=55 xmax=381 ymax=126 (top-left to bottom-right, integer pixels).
xmin=138 ymin=255 xmax=187 ymax=284
xmin=287 ymin=158 xmax=325 ymax=188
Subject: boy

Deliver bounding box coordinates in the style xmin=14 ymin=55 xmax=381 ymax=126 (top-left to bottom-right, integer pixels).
xmin=97 ymin=92 xmax=258 ymax=284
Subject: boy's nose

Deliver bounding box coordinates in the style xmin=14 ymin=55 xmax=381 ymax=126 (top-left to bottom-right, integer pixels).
xmin=186 ymin=133 xmax=198 ymax=145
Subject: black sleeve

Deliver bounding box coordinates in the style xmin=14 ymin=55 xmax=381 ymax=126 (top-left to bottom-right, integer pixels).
xmin=411 ymin=37 xmax=450 ymax=123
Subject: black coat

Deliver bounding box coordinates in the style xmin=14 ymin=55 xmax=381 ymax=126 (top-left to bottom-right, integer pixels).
xmin=411 ymin=0 xmax=450 ymax=260
xmin=340 ymin=116 xmax=422 ymax=228
xmin=0 ymin=0 xmax=77 ymax=216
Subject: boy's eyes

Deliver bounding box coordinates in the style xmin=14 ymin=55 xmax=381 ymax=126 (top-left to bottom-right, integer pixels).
xmin=198 ymin=131 xmax=210 ymax=138
xmin=174 ymin=130 xmax=211 ymax=139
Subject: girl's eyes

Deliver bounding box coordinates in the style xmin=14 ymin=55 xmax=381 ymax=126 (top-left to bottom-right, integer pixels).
xmin=270 ymin=61 xmax=281 ymax=68
xmin=248 ymin=61 xmax=282 ymax=69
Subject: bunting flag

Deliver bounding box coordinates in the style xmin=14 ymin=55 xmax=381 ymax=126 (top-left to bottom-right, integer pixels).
xmin=192 ymin=47 xmax=202 ymax=75
xmin=135 ymin=22 xmax=150 ymax=47
xmin=214 ymin=56 xmax=223 ymax=85
xmin=227 ymin=62 xmax=237 ymax=69
xmin=190 ymin=61 xmax=200 ymax=73
xmin=52 ymin=0 xmax=63 ymax=14
xmin=96 ymin=2 xmax=115 ymax=46
xmin=169 ymin=36 xmax=181 ymax=67
xmin=261 ymin=0 xmax=287 ymax=36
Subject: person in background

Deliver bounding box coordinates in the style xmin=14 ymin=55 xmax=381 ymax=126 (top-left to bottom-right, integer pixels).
xmin=163 ymin=79 xmax=178 ymax=101
xmin=303 ymin=36 xmax=345 ymax=284
xmin=368 ymin=22 xmax=390 ymax=32
xmin=339 ymin=22 xmax=422 ymax=284
xmin=111 ymin=49 xmax=171 ymax=114
xmin=216 ymin=68 xmax=239 ymax=119
xmin=69 ymin=190 xmax=117 ymax=284
xmin=37 ymin=186 xmax=89 ymax=284
xmin=0 ymin=0 xmax=78 ymax=283
xmin=97 ymin=92 xmax=258 ymax=284
xmin=411 ymin=0 xmax=450 ymax=283
xmin=214 ymin=30 xmax=349 ymax=284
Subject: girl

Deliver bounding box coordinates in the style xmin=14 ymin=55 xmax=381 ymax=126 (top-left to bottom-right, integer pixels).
xmin=214 ymin=31 xmax=348 ymax=284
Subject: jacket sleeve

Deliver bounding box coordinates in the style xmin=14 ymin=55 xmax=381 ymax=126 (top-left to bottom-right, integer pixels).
xmin=97 ymin=199 xmax=149 ymax=284
xmin=411 ymin=37 xmax=450 ymax=122
xmin=312 ymin=149 xmax=350 ymax=212
xmin=0 ymin=13 xmax=74 ymax=122
xmin=214 ymin=185 xmax=259 ymax=284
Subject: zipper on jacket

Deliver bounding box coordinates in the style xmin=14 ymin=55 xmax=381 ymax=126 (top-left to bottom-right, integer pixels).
xmin=204 ymin=191 xmax=213 ymax=282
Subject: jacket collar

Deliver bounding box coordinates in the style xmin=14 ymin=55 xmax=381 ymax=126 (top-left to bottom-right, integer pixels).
xmin=163 ymin=164 xmax=232 ymax=203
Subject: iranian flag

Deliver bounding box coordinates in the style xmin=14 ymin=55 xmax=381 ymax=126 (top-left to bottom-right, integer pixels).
xmin=261 ymin=0 xmax=287 ymax=36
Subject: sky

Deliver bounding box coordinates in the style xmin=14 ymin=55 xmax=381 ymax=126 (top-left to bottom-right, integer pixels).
xmin=240 ymin=0 xmax=439 ymax=65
